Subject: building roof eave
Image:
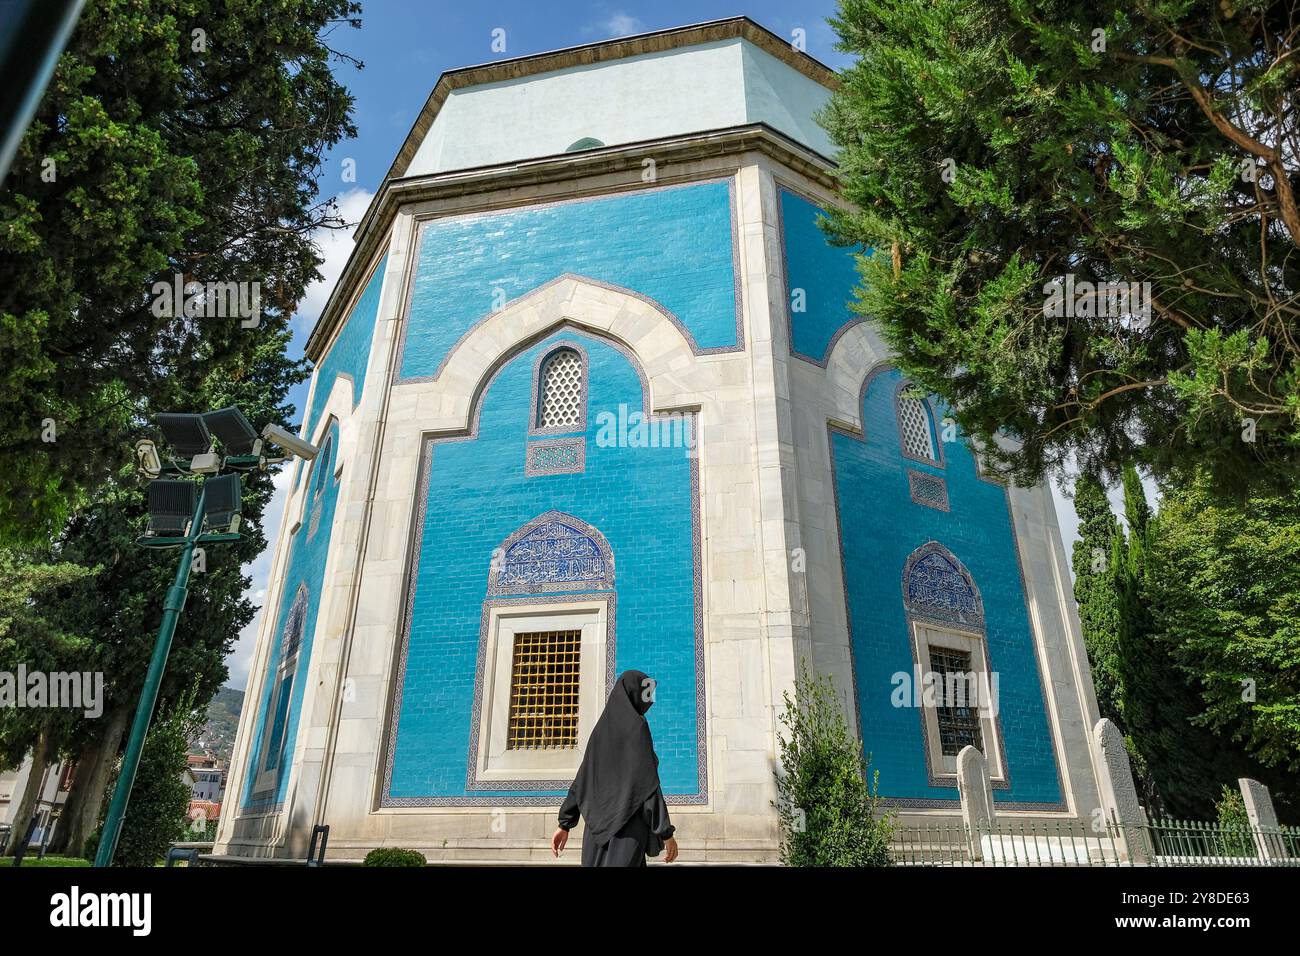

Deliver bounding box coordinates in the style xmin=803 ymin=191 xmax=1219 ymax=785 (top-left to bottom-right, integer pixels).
xmin=379 ymin=16 xmax=838 ymax=189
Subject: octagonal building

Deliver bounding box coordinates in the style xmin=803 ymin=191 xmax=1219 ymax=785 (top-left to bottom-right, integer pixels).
xmin=217 ymin=17 xmax=1115 ymax=863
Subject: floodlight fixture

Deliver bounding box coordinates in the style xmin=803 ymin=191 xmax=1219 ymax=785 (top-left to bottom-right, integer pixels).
xmin=203 ymin=406 xmax=261 ymax=456
xmin=155 ymin=413 xmax=212 ymax=458
xmin=145 ymin=479 xmax=198 ymax=537
xmin=202 ymin=473 xmax=242 ymax=534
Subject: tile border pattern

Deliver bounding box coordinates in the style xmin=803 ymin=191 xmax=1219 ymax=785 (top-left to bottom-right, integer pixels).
xmin=524 ymin=437 xmax=586 ymax=477
xmin=908 ymin=470 xmax=950 ymax=512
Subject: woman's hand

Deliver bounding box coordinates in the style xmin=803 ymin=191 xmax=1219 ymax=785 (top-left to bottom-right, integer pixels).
xmin=663 ymin=836 xmax=679 ymax=863
xmin=551 ymin=827 xmax=569 ymax=857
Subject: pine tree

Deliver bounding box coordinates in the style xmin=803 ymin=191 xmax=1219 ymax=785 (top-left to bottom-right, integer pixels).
xmin=1145 ymin=471 xmax=1300 ymax=795
xmin=0 ymin=0 xmax=361 ymax=543
xmin=43 ymin=328 xmax=304 ymax=854
xmin=0 ymin=551 xmax=92 ymax=854
xmin=822 ymin=0 xmax=1300 ymax=492
xmin=1115 ymin=466 xmax=1234 ymax=818
xmin=83 ymin=688 xmax=205 ymax=866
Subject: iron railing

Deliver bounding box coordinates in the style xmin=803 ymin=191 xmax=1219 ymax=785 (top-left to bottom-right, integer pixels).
xmin=891 ymin=818 xmax=1300 ymax=867
xmin=1146 ymin=818 xmax=1300 ymax=866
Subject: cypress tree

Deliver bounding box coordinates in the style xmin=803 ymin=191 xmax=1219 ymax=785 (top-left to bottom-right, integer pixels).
xmin=1070 ymin=474 xmax=1124 ymax=728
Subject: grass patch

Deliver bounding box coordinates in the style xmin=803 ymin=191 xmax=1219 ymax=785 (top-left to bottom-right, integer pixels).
xmin=2 ymin=854 xmax=91 ymax=867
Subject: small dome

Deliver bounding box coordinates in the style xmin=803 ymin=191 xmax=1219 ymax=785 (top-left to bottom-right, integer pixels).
xmin=565 ymin=137 xmax=605 ymax=152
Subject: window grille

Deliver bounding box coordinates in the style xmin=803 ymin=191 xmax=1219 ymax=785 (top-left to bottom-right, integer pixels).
xmin=929 ymin=647 xmax=983 ymax=756
xmin=899 ymin=392 xmax=937 ymax=461
xmin=506 ymin=629 xmax=581 ymax=749
xmin=537 ymin=349 xmax=583 ymax=430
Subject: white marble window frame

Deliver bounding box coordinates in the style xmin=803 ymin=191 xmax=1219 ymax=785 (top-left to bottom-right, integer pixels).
xmin=473 ymin=599 xmax=609 ymax=782
xmin=910 ymin=622 xmax=1007 ymax=785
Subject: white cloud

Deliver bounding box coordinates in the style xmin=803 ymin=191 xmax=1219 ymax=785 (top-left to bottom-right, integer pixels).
xmin=590 ymin=12 xmax=645 ymax=38
xmin=293 ymin=187 xmax=377 ymax=337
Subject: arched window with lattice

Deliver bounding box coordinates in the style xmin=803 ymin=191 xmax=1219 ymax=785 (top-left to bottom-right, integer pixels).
xmin=533 ymin=346 xmax=586 ymax=433
xmin=896 ymin=385 xmax=940 ymax=464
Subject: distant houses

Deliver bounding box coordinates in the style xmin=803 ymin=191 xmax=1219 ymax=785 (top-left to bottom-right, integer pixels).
xmin=184 ymin=753 xmax=226 ymax=832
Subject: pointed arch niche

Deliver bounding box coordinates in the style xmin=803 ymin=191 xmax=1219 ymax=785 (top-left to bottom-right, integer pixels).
xmin=380 ymin=328 xmax=705 ymax=808
xmin=901 ymin=542 xmax=1009 ymax=790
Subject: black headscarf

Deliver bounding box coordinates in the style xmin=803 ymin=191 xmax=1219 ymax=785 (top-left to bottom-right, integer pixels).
xmin=567 ymin=670 xmax=661 ymax=847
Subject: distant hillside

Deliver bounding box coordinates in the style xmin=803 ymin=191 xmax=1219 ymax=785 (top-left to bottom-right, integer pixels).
xmin=190 ymin=685 xmax=244 ymax=764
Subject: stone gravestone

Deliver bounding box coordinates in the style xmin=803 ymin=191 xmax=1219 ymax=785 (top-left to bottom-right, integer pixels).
xmin=1238 ymin=778 xmax=1285 ymax=862
xmin=1091 ymin=718 xmax=1149 ymax=864
xmin=956 ymin=744 xmax=994 ymax=861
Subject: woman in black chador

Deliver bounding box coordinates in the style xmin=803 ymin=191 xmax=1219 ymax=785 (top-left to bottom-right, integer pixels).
xmin=550 ymin=670 xmax=679 ymax=866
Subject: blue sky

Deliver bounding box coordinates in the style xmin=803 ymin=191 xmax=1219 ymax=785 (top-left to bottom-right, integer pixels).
xmin=231 ymin=1 xmax=1104 ymax=689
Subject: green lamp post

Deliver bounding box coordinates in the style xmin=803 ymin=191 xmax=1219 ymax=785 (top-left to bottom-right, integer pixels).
xmin=94 ymin=407 xmax=314 ymax=867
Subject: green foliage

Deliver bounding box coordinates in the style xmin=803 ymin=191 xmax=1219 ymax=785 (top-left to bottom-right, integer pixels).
xmin=0 ymin=551 xmax=93 ymax=770
xmin=1112 ymin=466 xmax=1228 ymax=819
xmin=1146 ymin=471 xmax=1300 ymax=776
xmin=2 ymin=855 xmax=90 ymax=868
xmin=85 ymin=688 xmax=204 ymax=867
xmin=0 ymin=0 xmax=361 ymax=543
xmin=29 ymin=328 xmax=304 ymax=781
xmin=363 ymin=848 xmax=428 ymax=867
xmin=774 ymin=663 xmax=894 ymax=866
xmin=1070 ymin=474 xmax=1124 ymax=726
xmin=1213 ymin=786 xmax=1254 ymax=858
xmin=823 ymin=0 xmax=1300 ymax=492
xmin=1073 ymin=466 xmax=1295 ymax=819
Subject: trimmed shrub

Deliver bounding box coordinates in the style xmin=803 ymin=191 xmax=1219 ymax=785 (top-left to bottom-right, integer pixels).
xmin=1213 ymin=786 xmax=1255 ymax=858
xmin=363 ymin=847 xmax=427 ymax=867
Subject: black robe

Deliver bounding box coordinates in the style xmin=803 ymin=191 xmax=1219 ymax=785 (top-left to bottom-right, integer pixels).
xmin=557 ymin=670 xmax=675 ymax=866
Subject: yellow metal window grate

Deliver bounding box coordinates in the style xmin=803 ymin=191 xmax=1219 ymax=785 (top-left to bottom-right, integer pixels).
xmin=507 ymin=629 xmax=581 ymax=750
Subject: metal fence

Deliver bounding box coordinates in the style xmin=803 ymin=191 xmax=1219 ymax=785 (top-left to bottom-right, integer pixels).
xmin=1146 ymin=818 xmax=1300 ymax=866
xmin=891 ymin=818 xmax=1300 ymax=867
